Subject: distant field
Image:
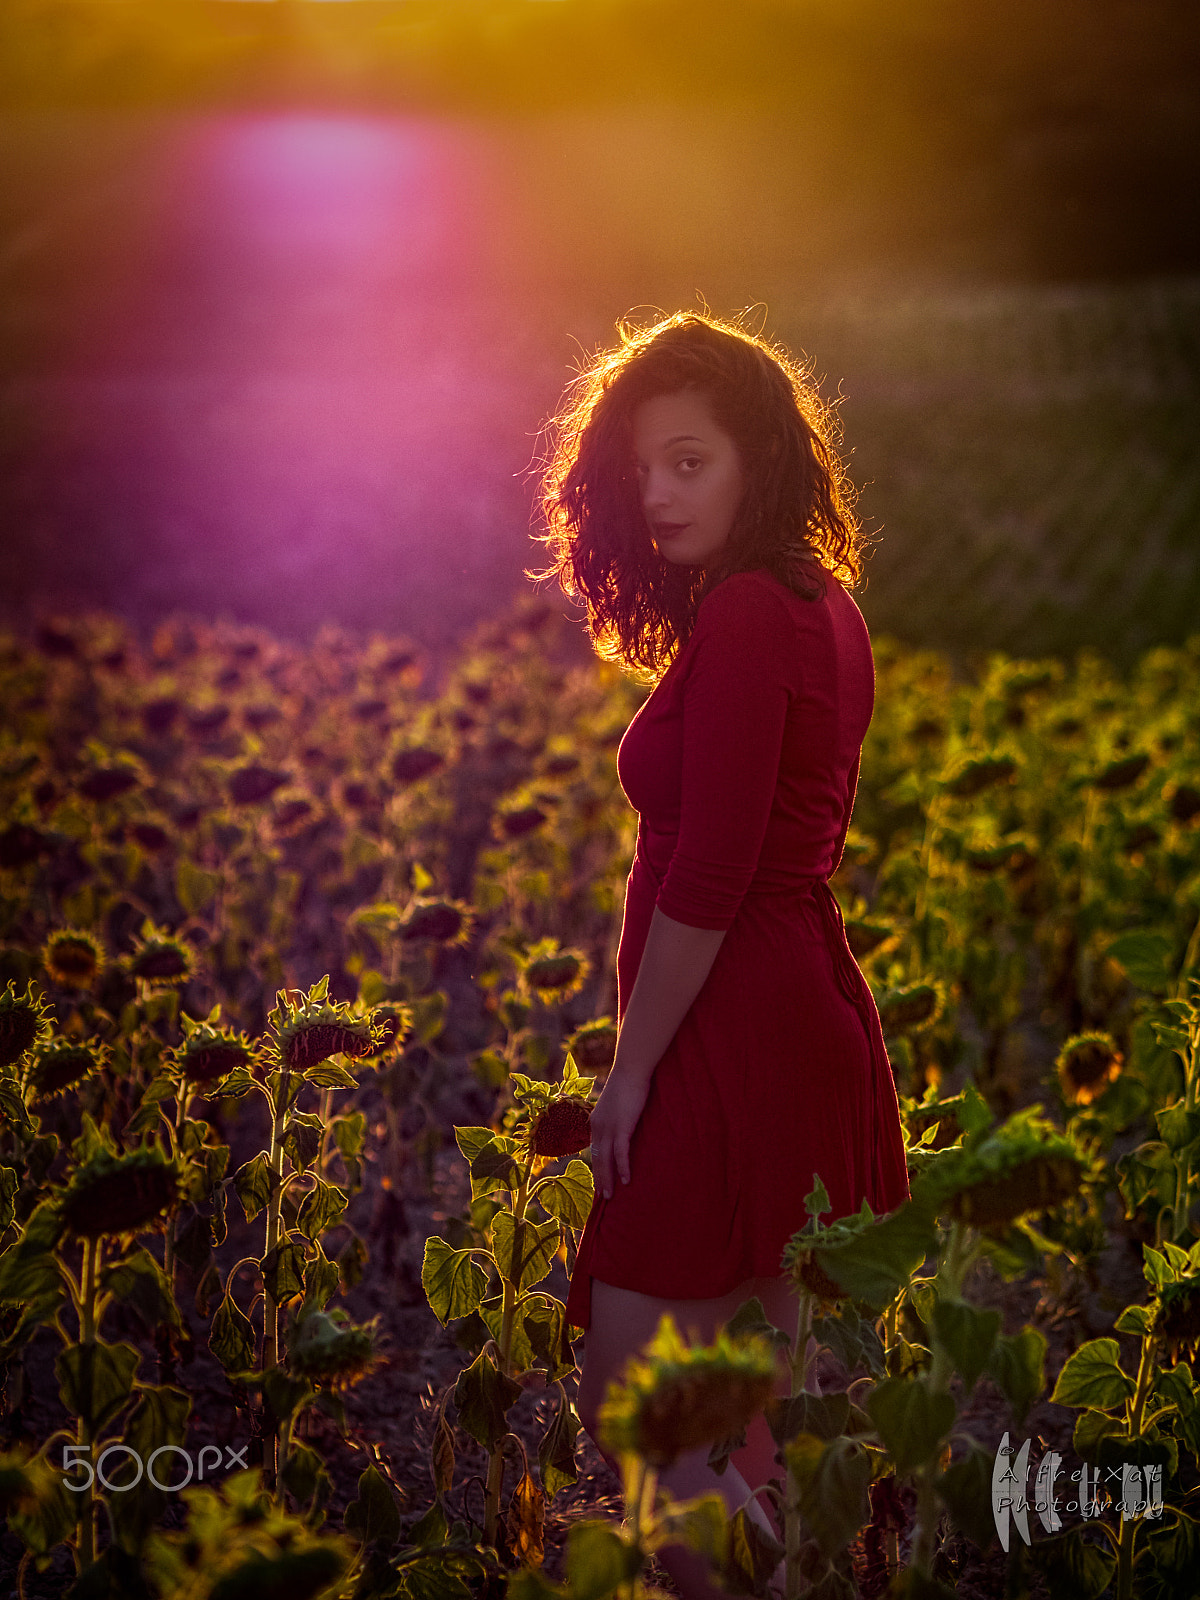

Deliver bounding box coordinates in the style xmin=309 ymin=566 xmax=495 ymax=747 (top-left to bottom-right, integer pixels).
xmin=772 ymin=276 xmax=1200 ymax=668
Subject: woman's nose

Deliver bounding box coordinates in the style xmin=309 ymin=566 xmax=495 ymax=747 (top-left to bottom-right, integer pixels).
xmin=640 ymin=466 xmax=672 ymax=512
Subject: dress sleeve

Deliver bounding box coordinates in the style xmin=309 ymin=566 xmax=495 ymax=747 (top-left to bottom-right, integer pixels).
xmin=655 ymin=576 xmax=799 ymax=930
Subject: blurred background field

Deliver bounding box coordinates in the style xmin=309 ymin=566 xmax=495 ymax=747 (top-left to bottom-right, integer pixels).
xmin=0 ymin=0 xmax=1197 ymax=668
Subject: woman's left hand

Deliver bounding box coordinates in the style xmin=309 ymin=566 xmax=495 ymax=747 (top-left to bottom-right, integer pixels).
xmin=588 ymin=1065 xmax=652 ymax=1200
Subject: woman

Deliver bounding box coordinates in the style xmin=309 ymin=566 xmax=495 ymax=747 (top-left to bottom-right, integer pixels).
xmin=533 ymin=310 xmax=910 ymax=1597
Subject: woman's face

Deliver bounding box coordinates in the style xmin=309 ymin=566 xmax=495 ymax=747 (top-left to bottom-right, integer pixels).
xmin=631 ymin=388 xmax=746 ymax=568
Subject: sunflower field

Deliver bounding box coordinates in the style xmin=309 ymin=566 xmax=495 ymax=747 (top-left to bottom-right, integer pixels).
xmin=2 ymin=604 xmax=1200 ymax=1600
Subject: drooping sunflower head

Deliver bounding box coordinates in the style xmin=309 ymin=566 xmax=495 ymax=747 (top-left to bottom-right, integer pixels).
xmin=42 ymin=929 xmax=105 ymax=991
xmin=287 ymin=1308 xmax=381 ymax=1390
xmin=175 ymin=1015 xmax=256 ymax=1086
xmin=127 ymin=923 xmax=194 ymax=988
xmin=597 ymin=1315 xmax=778 ymax=1468
xmin=876 ymin=981 xmax=944 ymax=1037
xmin=29 ymin=1040 xmax=105 ymax=1101
xmin=565 ymin=1018 xmax=619 ymax=1074
xmin=1159 ymin=1277 xmax=1200 ymax=1360
xmin=517 ymin=939 xmax=590 ymax=1005
xmin=529 ymin=1097 xmax=593 ymax=1159
xmin=939 ymin=752 xmax=1018 ymax=800
xmin=0 ymin=981 xmax=52 ymax=1071
xmin=1056 ymin=1032 xmax=1124 ymax=1107
xmin=399 ymin=897 xmax=475 ymax=947
xmin=267 ymin=977 xmax=386 ymax=1074
xmin=928 ymin=1110 xmax=1089 ymax=1235
xmin=60 ymin=1144 xmax=183 ymax=1240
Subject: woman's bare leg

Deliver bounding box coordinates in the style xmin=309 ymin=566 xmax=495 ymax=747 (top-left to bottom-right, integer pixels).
xmin=575 ymin=1274 xmax=808 ymax=1599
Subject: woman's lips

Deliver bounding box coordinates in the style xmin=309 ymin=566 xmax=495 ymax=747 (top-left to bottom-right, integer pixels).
xmin=653 ymin=523 xmax=689 ymax=539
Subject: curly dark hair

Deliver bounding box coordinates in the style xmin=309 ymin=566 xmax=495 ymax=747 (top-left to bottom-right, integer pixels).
xmin=529 ymin=308 xmax=866 ymax=678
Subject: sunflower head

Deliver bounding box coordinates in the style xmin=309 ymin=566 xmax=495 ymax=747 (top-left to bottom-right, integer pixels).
xmin=518 ymin=939 xmax=590 ymax=1005
xmin=42 ymin=929 xmax=104 ymax=991
xmin=940 ymin=753 xmax=1018 ymax=799
xmin=60 ymin=1143 xmax=182 ymax=1240
xmin=0 ymin=981 xmax=52 ymax=1070
xmin=268 ymin=977 xmax=386 ymax=1074
xmin=598 ymin=1315 xmax=777 ymax=1468
xmin=529 ymin=1097 xmax=592 ymax=1159
xmin=876 ymin=982 xmax=944 ymax=1036
xmin=565 ymin=1018 xmax=619 ymax=1074
xmin=127 ymin=924 xmax=194 ymax=987
xmin=228 ymin=765 xmax=289 ymax=807
xmin=287 ymin=1308 xmax=381 ymax=1390
xmin=1159 ymin=1277 xmax=1200 ymax=1360
xmin=1056 ymin=1032 xmax=1124 ymax=1107
xmin=78 ymin=755 xmax=142 ymax=804
xmin=1093 ymin=752 xmax=1151 ymax=791
xmin=399 ymin=897 xmax=475 ymax=947
xmin=29 ymin=1040 xmax=105 ymax=1101
xmin=175 ymin=1013 xmax=256 ymax=1085
xmin=926 ymin=1110 xmax=1089 ymax=1235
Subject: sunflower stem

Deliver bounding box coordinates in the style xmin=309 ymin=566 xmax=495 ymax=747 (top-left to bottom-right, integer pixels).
xmin=260 ymin=1068 xmax=291 ymax=1484
xmin=483 ymin=1168 xmax=531 ymax=1549
xmin=74 ymin=1234 xmax=102 ymax=1572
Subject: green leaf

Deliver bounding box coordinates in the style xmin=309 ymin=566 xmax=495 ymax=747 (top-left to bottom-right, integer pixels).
xmin=936 ymin=1443 xmax=995 ymax=1551
xmin=523 ymin=1294 xmax=574 ymax=1382
xmin=101 ymin=1246 xmax=183 ymax=1332
xmin=176 ymin=858 xmax=219 ymax=916
xmin=282 ymin=1111 xmax=325 ymax=1172
xmin=725 ymin=1504 xmax=785 ymax=1593
xmin=538 ymin=1392 xmax=582 ymax=1499
xmin=931 ymin=1298 xmax=1001 ymax=1393
xmin=454 ymin=1126 xmax=496 ymax=1164
xmin=453 ymin=1346 xmax=522 ymax=1450
xmin=1114 ymin=1303 xmax=1154 ymax=1335
xmin=479 ymin=1293 xmax=535 ymax=1376
xmin=1104 ymin=930 xmax=1174 ymax=994
xmin=1155 ymin=1103 xmax=1200 ymax=1154
xmin=1143 ymin=1244 xmax=1173 ymax=1288
xmin=56 ymin=1339 xmax=140 ymax=1433
xmin=280 ymin=1441 xmax=332 ymax=1515
xmin=492 ymin=1211 xmax=560 ymax=1292
xmin=1050 ymin=1338 xmax=1134 ymax=1410
xmin=0 ymin=1198 xmax=65 ymax=1309
xmin=411 ymin=990 xmax=447 ymax=1047
xmin=304 ymin=1060 xmax=358 ymax=1089
xmin=344 ymin=1462 xmax=402 ymax=1547
xmin=303 ymin=1243 xmax=341 ymax=1312
xmin=766 ymin=1391 xmax=851 ymax=1448
xmin=813 ymin=1303 xmax=886 ymax=1377
xmin=210 ymin=1292 xmax=256 ymax=1376
xmin=564 ymin=1521 xmax=641 ymax=1600
xmin=1145 ymin=1508 xmax=1200 ymax=1585
xmin=1030 ymin=1527 xmax=1116 ymax=1598
xmin=532 ymin=1159 xmax=594 ymax=1229
xmin=785 ymin=1433 xmax=872 ymax=1559
xmin=864 ymin=1375 xmax=956 ymax=1476
xmin=332 ymin=1112 xmax=366 ymax=1187
xmin=233 ymin=1153 xmax=273 ymax=1224
xmin=421 ymin=1237 xmax=488 ymax=1326
xmin=295 ymin=1178 xmax=348 ymax=1242
xmin=985 ymin=1327 xmax=1047 ymax=1424
xmin=260 ymin=1238 xmax=306 ymax=1304
xmin=1072 ymin=1407 xmax=1125 ymax=1463
xmin=469 ymin=1136 xmax=523 ymax=1198
xmin=815 ymin=1200 xmax=938 ymax=1309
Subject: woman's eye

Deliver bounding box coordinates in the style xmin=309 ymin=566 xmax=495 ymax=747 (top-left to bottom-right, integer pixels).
xmin=678 ymin=457 xmax=702 ymax=472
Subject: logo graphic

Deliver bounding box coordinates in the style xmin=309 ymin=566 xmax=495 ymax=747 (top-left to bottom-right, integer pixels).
xmin=62 ymin=1443 xmax=249 ymax=1493
xmin=991 ymin=1432 xmax=1163 ymax=1550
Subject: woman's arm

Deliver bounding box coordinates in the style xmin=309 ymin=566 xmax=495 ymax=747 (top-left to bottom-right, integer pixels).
xmin=588 ymin=907 xmax=726 ymax=1199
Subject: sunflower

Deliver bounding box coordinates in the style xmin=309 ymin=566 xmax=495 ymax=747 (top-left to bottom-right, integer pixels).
xmin=939 ymin=753 xmax=1017 ymax=799
xmin=598 ymin=1315 xmax=777 ymax=1468
xmin=0 ymin=982 xmax=52 ymax=1070
xmin=287 ymin=1308 xmax=381 ymax=1390
xmin=876 ymin=982 xmax=944 ymax=1035
xmin=566 ymin=1018 xmax=619 ymax=1073
xmin=60 ymin=1144 xmax=182 ymax=1240
xmin=42 ymin=929 xmax=104 ymax=991
xmin=268 ymin=978 xmax=386 ymax=1074
xmin=175 ymin=1017 xmax=255 ymax=1085
xmin=398 ymin=897 xmax=475 ymax=947
xmin=1056 ymin=1032 xmax=1124 ymax=1106
xmin=529 ymin=1098 xmax=592 ymax=1159
xmin=127 ymin=925 xmax=194 ymax=987
xmin=518 ymin=940 xmax=590 ymax=1005
xmin=29 ymin=1040 xmax=105 ymax=1101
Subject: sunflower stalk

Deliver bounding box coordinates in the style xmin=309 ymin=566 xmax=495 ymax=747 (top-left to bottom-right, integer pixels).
xmin=1113 ymin=1325 xmax=1160 ymax=1600
xmin=910 ymin=1220 xmax=972 ymax=1580
xmin=483 ymin=1167 xmax=531 ymax=1549
xmin=74 ymin=1233 xmax=103 ymax=1572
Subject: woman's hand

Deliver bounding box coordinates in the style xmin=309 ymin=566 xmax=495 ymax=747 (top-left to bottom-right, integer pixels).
xmin=589 ymin=1066 xmax=653 ymax=1200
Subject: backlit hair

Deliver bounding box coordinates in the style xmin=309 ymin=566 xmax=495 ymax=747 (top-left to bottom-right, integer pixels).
xmin=530 ymin=308 xmax=866 ymax=678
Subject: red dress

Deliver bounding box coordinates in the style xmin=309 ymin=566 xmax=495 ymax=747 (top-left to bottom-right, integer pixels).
xmin=564 ymin=565 xmax=910 ymax=1334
